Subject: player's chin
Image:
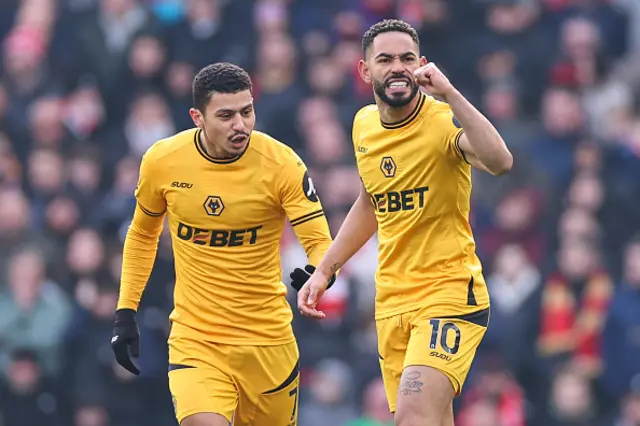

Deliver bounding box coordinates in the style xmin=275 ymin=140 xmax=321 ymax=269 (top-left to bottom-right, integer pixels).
xmin=385 ymin=91 xmax=413 ymax=107
xmin=386 ymin=86 xmax=411 ymax=98
xmin=228 ymin=137 xmax=249 ymax=152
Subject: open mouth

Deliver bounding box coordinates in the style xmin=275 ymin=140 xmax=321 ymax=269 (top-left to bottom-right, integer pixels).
xmin=230 ymin=135 xmax=248 ymax=145
xmin=386 ymin=78 xmax=410 ymax=89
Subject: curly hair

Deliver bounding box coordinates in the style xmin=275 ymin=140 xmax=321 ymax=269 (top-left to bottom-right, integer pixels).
xmin=192 ymin=62 xmax=252 ymax=111
xmin=362 ymin=19 xmax=420 ymax=57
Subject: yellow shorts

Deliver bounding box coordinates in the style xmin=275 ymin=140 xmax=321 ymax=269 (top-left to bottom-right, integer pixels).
xmin=168 ymin=336 xmax=300 ymax=425
xmin=376 ymin=306 xmax=490 ymax=412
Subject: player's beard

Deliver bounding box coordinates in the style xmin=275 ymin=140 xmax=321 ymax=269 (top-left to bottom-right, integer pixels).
xmin=373 ymin=75 xmax=420 ymax=108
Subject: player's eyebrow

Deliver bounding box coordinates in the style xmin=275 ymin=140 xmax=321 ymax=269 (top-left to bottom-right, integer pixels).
xmin=375 ymin=52 xmax=417 ymax=60
xmin=215 ymin=102 xmax=254 ymax=115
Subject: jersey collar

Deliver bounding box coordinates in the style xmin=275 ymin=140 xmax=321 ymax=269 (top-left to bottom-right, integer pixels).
xmin=194 ymin=128 xmax=250 ymax=165
xmin=380 ymin=93 xmax=426 ymax=130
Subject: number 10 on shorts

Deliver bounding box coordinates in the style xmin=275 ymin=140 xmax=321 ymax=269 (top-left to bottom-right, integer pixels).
xmin=429 ymin=319 xmax=461 ymax=355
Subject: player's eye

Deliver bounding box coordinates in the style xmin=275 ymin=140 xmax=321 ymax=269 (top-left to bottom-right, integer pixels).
xmin=377 ymin=58 xmax=390 ymax=64
xmin=403 ymin=57 xmax=416 ymax=62
xmin=241 ymin=109 xmax=253 ymax=116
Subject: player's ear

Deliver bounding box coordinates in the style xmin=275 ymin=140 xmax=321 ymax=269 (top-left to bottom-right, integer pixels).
xmin=358 ymin=59 xmax=372 ymax=84
xmin=420 ymin=56 xmax=428 ymax=67
xmin=189 ymin=108 xmax=203 ymax=128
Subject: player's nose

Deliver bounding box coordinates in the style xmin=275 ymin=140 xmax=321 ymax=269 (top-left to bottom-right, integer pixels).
xmin=390 ymin=58 xmax=406 ymax=74
xmin=231 ymin=116 xmax=247 ymax=132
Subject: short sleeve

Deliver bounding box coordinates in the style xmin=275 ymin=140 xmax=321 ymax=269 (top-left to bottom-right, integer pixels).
xmin=352 ymin=113 xmax=361 ymax=149
xmin=278 ymin=151 xmax=325 ymax=227
xmin=134 ymin=152 xmax=167 ymax=216
xmin=351 ymin=106 xmax=370 ymax=150
xmin=432 ymin=101 xmax=467 ymax=163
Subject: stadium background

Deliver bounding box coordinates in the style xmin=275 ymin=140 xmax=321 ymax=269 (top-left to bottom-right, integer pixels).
xmin=0 ymin=0 xmax=640 ymax=425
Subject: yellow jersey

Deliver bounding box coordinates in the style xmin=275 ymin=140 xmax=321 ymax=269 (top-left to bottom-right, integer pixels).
xmin=352 ymin=92 xmax=489 ymax=320
xmin=117 ymin=128 xmax=332 ymax=345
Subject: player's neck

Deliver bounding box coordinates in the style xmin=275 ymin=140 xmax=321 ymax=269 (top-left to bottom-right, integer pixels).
xmin=377 ymin=92 xmax=422 ymax=125
xmin=199 ymin=129 xmax=238 ymax=160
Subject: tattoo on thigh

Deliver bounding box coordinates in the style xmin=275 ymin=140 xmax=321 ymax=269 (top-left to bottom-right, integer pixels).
xmin=400 ymin=371 xmax=424 ymax=395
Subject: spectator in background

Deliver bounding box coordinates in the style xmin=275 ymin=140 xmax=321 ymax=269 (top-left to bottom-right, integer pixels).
xmin=541 ymin=363 xmax=606 ymax=426
xmin=602 ymin=235 xmax=640 ymax=404
xmin=483 ymin=244 xmax=541 ymax=388
xmin=345 ymin=378 xmax=393 ymax=426
xmin=457 ymin=360 xmax=526 ymax=426
xmin=74 ymin=404 xmax=109 ymax=426
xmin=123 ymin=91 xmax=175 ymax=159
xmin=0 ymin=0 xmax=638 ymax=424
xmin=0 ymin=188 xmax=44 ymax=279
xmin=529 ymin=86 xmax=585 ymax=189
xmin=615 ymin=380 xmax=640 ymax=426
xmin=64 ymin=228 xmax=106 ymax=288
xmin=299 ymin=358 xmax=359 ymax=426
xmin=0 ymin=247 xmax=72 ymax=377
xmin=74 ymin=0 xmax=157 ymax=112
xmin=535 ymin=238 xmax=613 ymax=407
xmin=66 ymin=274 xmax=169 ymax=426
xmin=0 ymin=349 xmax=61 ymax=426
xmin=479 ymin=188 xmax=547 ymax=267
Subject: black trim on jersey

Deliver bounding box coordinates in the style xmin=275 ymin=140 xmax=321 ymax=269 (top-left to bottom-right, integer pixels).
xmin=380 ymin=93 xmax=426 ymax=130
xmin=168 ymin=363 xmax=195 ymax=371
xmin=454 ymin=130 xmax=469 ymax=164
xmin=466 ymin=276 xmax=478 ymax=306
xmin=263 ymin=359 xmax=299 ymax=394
xmin=138 ymin=202 xmax=165 ymax=217
xmin=290 ymin=209 xmax=324 ymax=227
xmin=194 ymin=128 xmax=250 ymax=165
xmin=439 ymin=307 xmax=490 ymax=328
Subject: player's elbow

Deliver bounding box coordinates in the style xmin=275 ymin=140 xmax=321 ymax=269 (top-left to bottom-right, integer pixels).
xmin=489 ymin=152 xmax=513 ymax=176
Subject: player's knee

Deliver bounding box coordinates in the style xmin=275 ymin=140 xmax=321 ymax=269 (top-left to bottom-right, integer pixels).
xmin=181 ymin=412 xmax=230 ymax=426
xmin=441 ymin=402 xmax=454 ymax=426
xmin=395 ymin=409 xmax=437 ymax=426
xmin=395 ymin=407 xmax=451 ymax=426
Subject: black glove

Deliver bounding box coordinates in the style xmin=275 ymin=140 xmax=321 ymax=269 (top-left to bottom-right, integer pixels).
xmin=290 ymin=264 xmax=336 ymax=292
xmin=111 ymin=308 xmax=141 ymax=375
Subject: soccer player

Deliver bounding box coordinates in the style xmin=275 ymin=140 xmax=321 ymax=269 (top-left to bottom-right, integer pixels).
xmin=110 ymin=62 xmax=335 ymax=426
xmin=297 ymin=19 xmax=513 ymax=426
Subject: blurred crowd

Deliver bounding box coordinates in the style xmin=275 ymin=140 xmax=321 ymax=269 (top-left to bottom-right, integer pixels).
xmin=0 ymin=0 xmax=639 ymax=425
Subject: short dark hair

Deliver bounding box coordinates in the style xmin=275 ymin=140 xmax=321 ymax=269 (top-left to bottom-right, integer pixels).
xmin=362 ymin=19 xmax=420 ymax=57
xmin=192 ymin=62 xmax=252 ymax=111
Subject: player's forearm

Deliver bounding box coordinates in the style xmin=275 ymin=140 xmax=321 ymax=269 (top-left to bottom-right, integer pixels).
xmin=292 ymin=217 xmax=333 ymax=267
xmin=316 ymin=194 xmax=377 ymax=278
xmin=444 ymin=88 xmax=513 ymax=175
xmin=117 ymin=206 xmax=164 ymax=311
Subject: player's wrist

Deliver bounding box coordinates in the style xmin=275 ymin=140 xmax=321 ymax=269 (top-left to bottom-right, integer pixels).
xmin=317 ymin=261 xmax=339 ymax=281
xmin=114 ymin=308 xmax=137 ymax=323
xmin=442 ymin=86 xmax=461 ymax=104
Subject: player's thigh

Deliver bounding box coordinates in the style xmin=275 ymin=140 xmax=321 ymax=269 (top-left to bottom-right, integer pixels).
xmin=181 ymin=412 xmax=230 ymax=426
xmin=376 ymin=314 xmax=411 ymax=414
xmin=233 ymin=341 xmax=300 ymax=426
xmin=168 ymin=365 xmax=237 ymax=424
xmin=406 ymin=308 xmax=489 ymax=395
xmin=396 ymin=365 xmax=454 ymax=426
xmin=239 ymin=370 xmax=300 ymax=426
xmin=396 ymin=308 xmax=489 ymax=425
xmin=168 ymin=337 xmax=238 ymax=424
